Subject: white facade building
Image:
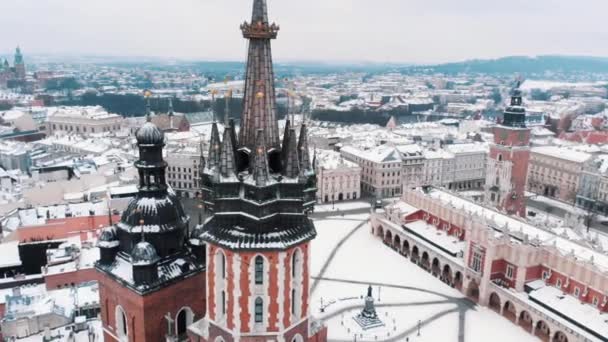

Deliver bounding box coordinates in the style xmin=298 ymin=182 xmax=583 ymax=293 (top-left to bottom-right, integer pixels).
xmin=315 ymin=149 xmax=361 ymax=203
xmin=341 ymin=145 xmax=402 ymax=198
xmin=444 ymin=143 xmax=488 ymax=190
xmin=47 ymin=106 xmax=123 ymax=136
xmin=165 ymin=146 xmax=201 ymax=199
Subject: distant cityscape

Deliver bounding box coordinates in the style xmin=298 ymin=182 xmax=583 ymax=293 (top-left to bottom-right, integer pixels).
xmin=1 ymin=1 xmax=608 ymax=342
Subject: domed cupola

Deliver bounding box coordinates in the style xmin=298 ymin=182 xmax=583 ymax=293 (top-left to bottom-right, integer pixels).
xmin=136 ymin=119 xmax=165 ymax=146
xmin=131 ymin=240 xmax=160 ymax=285
xmin=98 ymin=227 xmax=119 ymax=264
xmin=131 ymin=241 xmax=160 ymax=266
xmin=96 ymin=95 xmax=204 ymax=296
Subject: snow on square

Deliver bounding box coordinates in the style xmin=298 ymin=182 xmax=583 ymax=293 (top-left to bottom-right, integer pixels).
xmin=310 ymin=206 xmax=539 ymax=342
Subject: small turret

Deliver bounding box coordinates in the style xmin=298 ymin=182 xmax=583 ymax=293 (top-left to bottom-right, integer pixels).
xmin=282 ymin=128 xmax=300 ymax=178
xmin=298 ymin=123 xmax=311 ymax=173
xmin=252 ymin=130 xmax=270 ymax=186
xmin=97 ymin=228 xmax=119 ymax=264
xmin=228 ymin=119 xmax=238 ymax=157
xmin=219 ymin=127 xmax=237 ymax=178
xmin=207 ymin=122 xmax=221 ymax=171
xmin=131 ymin=240 xmax=160 ymax=285
xmin=281 ymin=119 xmax=291 ymax=164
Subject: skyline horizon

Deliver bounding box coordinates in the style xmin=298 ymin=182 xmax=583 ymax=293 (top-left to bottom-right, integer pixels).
xmin=1 ymin=0 xmax=607 ymax=64
xmin=3 ymin=49 xmax=608 ymax=67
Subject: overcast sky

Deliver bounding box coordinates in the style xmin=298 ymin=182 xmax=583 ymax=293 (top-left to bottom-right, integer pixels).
xmin=1 ymin=0 xmax=607 ymax=64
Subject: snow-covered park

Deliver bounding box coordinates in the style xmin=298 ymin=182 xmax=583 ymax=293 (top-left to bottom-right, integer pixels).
xmin=309 ymin=206 xmax=539 ymax=342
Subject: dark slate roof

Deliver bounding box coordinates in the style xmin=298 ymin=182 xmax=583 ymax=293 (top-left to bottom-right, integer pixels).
xmin=199 ymin=215 xmax=316 ymax=251
xmin=95 ymin=253 xmax=203 ymax=295
xmin=118 ymin=192 xmax=189 ymax=234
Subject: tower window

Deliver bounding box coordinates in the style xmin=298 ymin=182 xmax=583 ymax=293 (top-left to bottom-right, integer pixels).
xmin=291 ymin=289 xmax=296 ymax=315
xmin=254 ymin=256 xmax=264 ymax=285
xmin=115 ymin=305 xmax=128 ymax=339
xmin=222 ymin=290 xmax=226 ymax=315
xmin=254 ymin=297 xmax=263 ymax=323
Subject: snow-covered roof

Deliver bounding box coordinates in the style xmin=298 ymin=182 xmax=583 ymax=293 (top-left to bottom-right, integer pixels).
xmin=0 ymin=240 xmax=22 ymax=268
xmin=426 ymin=189 xmax=608 ymax=271
xmin=315 ymin=149 xmax=359 ymax=171
xmin=531 ymin=146 xmax=592 ymax=163
xmin=527 ymin=283 xmax=608 ymax=340
xmin=341 ymin=145 xmax=402 ymax=164
xmin=444 ymin=142 xmax=488 ymax=155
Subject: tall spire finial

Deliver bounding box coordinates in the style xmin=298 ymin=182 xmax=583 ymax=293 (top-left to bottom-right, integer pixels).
xmin=144 ymin=90 xmax=152 ymax=122
xmin=251 ymin=0 xmax=269 ymax=24
xmin=137 ymin=209 xmax=146 ymax=243
xmin=211 ymin=89 xmax=218 ymax=123
xmin=224 ymin=88 xmax=232 ymax=127
xmin=168 ymin=97 xmax=174 ymax=116
xmin=239 ymin=0 xmax=280 ymax=150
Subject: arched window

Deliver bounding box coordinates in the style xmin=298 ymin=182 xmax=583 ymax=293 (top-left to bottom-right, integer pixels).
xmin=292 ymin=334 xmax=304 ymax=342
xmin=255 ymin=256 xmax=264 ymax=285
xmin=254 ymin=297 xmax=263 ymax=323
xmin=176 ymin=307 xmax=194 ymax=338
xmin=115 ymin=305 xmax=128 ymax=340
xmin=497 ymin=154 xmax=503 ymax=162
xmin=291 ymin=248 xmax=303 ymax=319
xmin=215 ymin=250 xmax=226 ymax=279
xmin=292 ymin=249 xmax=302 ymax=278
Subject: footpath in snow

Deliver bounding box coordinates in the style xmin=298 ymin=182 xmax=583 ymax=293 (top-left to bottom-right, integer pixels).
xmin=309 ymin=208 xmax=538 ymax=342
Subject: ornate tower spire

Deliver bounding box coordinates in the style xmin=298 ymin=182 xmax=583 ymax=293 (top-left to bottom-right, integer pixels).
xmin=191 ymin=2 xmax=323 ymax=341
xmin=239 ymin=0 xmax=281 ymax=150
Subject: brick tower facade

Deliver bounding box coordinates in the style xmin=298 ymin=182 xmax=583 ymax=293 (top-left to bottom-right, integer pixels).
xmin=95 ymin=110 xmax=206 ymax=342
xmin=188 ymin=1 xmax=327 ymax=341
xmin=485 ymin=83 xmax=531 ymax=217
